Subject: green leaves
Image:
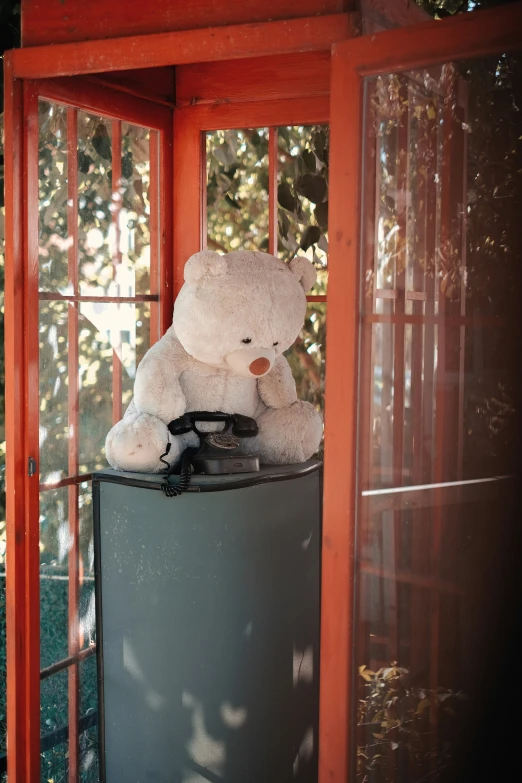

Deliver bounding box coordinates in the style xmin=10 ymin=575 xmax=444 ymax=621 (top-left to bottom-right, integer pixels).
xmin=315 ymin=201 xmax=328 ymax=230
xmin=301 ymin=148 xmax=317 ymax=172
xmin=357 ymin=662 xmax=467 ymax=783
xmin=295 ymin=173 xmax=327 ymax=205
xmin=122 ymin=152 xmax=133 ymax=180
xmin=278 ymin=181 xmax=296 ymax=212
xmin=78 ymin=150 xmax=92 ymax=175
xmin=275 ymin=126 xmax=329 ymax=265
xmin=92 ymin=123 xmax=112 ymax=162
xmin=213 ymin=141 xmax=237 ymax=168
xmin=313 ymin=129 xmax=327 ymax=160
xmin=300 ymin=225 xmax=321 ymax=252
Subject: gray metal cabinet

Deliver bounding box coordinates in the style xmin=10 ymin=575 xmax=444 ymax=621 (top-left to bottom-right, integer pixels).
xmin=93 ymin=461 xmax=322 ymax=783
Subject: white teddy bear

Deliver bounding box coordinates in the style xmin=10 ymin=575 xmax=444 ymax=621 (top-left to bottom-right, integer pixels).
xmin=105 ymin=249 xmax=323 ymax=472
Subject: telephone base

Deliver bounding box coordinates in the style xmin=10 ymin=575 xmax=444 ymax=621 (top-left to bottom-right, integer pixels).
xmin=192 ymin=453 xmax=260 ymax=475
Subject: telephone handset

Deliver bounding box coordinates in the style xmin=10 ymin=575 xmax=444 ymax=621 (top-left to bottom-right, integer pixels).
xmin=160 ymin=411 xmax=260 ymax=497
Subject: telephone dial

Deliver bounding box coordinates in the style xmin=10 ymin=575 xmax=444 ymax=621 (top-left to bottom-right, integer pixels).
xmin=160 ymin=411 xmax=260 ymax=497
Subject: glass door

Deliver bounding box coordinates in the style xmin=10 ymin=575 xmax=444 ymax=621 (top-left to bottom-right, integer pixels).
xmin=25 ymin=79 xmax=172 ymax=782
xmin=355 ymin=53 xmax=520 ymax=783
xmin=322 ymin=6 xmax=522 ymax=783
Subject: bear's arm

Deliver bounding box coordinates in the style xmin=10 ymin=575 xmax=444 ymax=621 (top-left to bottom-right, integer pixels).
xmin=133 ymin=329 xmax=189 ymax=424
xmin=257 ymin=354 xmax=298 ymax=409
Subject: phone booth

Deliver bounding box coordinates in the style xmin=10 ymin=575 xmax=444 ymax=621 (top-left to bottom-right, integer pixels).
xmin=3 ymin=1 xmax=522 ymax=781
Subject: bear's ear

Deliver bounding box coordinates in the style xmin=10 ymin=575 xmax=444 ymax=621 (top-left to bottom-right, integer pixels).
xmin=289 ymin=256 xmax=316 ymax=293
xmin=184 ymin=250 xmax=228 ymax=284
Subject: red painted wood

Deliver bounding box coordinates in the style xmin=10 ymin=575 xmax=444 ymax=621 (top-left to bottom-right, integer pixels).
xmin=88 ymin=67 xmax=176 ymax=107
xmin=389 ymin=80 xmax=409 ymax=662
xmin=354 ymin=86 xmax=376 ymax=703
xmin=23 ymin=79 xmax=43 ymax=783
xmin=160 ymin=115 xmax=174 ymax=335
xmin=340 ymin=1 xmax=522 ymax=76
xmin=5 ymin=72 xmax=174 ymax=783
xmin=149 ymin=130 xmax=161 ymax=344
xmin=200 ymin=130 xmax=208 ymax=252
xmin=66 ymin=106 xmax=80 ymax=783
xmin=321 ymin=5 xmax=522 ymax=781
xmin=176 ymin=51 xmax=332 ymax=107
xmin=268 ymin=128 xmax=278 ymax=256
xmin=111 ymin=121 xmax=123 ymax=425
xmin=35 ymin=78 xmax=172 ymax=130
xmin=38 ymin=293 xmax=159 ymax=302
xmin=319 ymin=44 xmax=361 ymax=783
xmin=173 ymin=109 xmax=202 ymax=296
xmin=3 ymin=51 xmax=33 ymax=783
xmin=40 ymin=645 xmax=96 ymax=681
xmin=10 ymin=80 xmax=172 ymax=782
xmin=178 ymin=97 xmax=330 ymax=132
xmin=173 ymin=96 xmax=330 ymax=294
xmin=21 ymin=0 xmax=353 ymax=46
xmin=364 ymin=312 xmax=504 ymax=327
xmin=457 ymin=84 xmax=469 ymax=480
xmin=39 ymin=474 xmax=94 ymax=492
xmin=13 ymin=14 xmax=356 ymax=79
xmin=408 ymin=96 xmax=431 ymax=680
xmin=360 ymin=562 xmax=464 ymax=596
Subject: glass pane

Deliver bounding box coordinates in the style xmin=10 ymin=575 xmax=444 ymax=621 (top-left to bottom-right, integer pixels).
xmin=121 ymin=300 xmax=152 ymax=412
xmin=79 ymin=654 xmax=99 ymax=783
xmin=38 ymin=100 xmax=69 ymax=293
xmin=205 ymin=126 xmax=328 ymax=436
xmin=78 ymin=114 xmax=156 ymax=297
xmin=206 ymin=128 xmax=269 ymax=252
xmin=40 ymin=487 xmax=69 ymax=669
xmin=79 ymin=481 xmax=96 ymax=649
xmin=41 ymin=670 xmax=69 ymax=781
xmin=356 ymin=52 xmax=521 ymax=783
xmin=78 ymin=301 xmax=151 ymax=472
xmin=78 ymin=112 xmax=113 ymax=295
xmin=39 ymin=300 xmax=69 ymax=483
xmin=121 ymin=123 xmax=156 ymax=295
xmin=37 ymin=104 xmax=158 ymax=780
xmin=278 ymin=126 xmax=328 ymax=294
xmin=285 ymin=302 xmax=326 ymax=419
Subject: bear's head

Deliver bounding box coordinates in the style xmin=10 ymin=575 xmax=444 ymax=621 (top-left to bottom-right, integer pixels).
xmin=173 ymin=250 xmax=316 ymax=378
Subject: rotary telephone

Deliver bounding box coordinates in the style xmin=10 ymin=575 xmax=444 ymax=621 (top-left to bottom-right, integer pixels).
xmin=160 ymin=411 xmax=260 ymax=497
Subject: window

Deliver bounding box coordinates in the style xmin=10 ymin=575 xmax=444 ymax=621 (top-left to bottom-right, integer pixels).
xmin=206 ymin=126 xmax=328 ymax=423
xmin=37 ymin=99 xmax=160 ymax=780
xmin=355 ymin=54 xmax=520 ymax=782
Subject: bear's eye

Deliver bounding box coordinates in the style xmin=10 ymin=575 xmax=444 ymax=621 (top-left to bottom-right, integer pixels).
xmin=273 ymin=342 xmax=279 ymax=347
xmin=242 ymin=338 xmax=252 ymax=344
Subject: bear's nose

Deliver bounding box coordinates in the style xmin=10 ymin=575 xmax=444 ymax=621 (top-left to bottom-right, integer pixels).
xmin=249 ymin=357 xmax=271 ymax=376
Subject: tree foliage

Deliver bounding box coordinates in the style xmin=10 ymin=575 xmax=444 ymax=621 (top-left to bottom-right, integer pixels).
xmin=357 ymin=665 xmax=467 ymax=783
xmin=206 ymin=126 xmax=328 ymax=419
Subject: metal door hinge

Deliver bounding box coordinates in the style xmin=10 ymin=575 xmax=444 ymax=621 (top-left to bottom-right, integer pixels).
xmin=28 ymin=457 xmax=37 ymax=477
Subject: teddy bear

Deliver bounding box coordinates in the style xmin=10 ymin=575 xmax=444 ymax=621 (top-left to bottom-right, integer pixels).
xmin=105 ymin=249 xmax=323 ymax=472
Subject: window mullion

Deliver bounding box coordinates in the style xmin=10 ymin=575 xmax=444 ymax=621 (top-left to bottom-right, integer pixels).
xmin=111 ymin=121 xmax=123 ymax=425
xmin=66 ymin=105 xmax=80 ymax=783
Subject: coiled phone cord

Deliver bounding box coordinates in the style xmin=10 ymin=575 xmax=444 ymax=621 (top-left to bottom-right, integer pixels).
xmin=159 ymin=443 xmax=197 ymax=497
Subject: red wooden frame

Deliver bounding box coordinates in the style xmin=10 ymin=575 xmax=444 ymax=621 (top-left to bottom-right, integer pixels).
xmin=324 ymin=3 xmax=522 ymax=781
xmin=4 ymin=75 xmax=173 ymax=781
xmin=4 ymin=52 xmax=35 ymax=783
xmin=4 ymin=4 xmax=522 ymax=782
xmin=12 ymin=14 xmax=357 ymax=79
xmin=175 ymin=51 xmax=331 ymax=107
xmin=173 ymin=98 xmax=330 ymax=295
xmin=21 ymin=0 xmax=355 ymax=47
